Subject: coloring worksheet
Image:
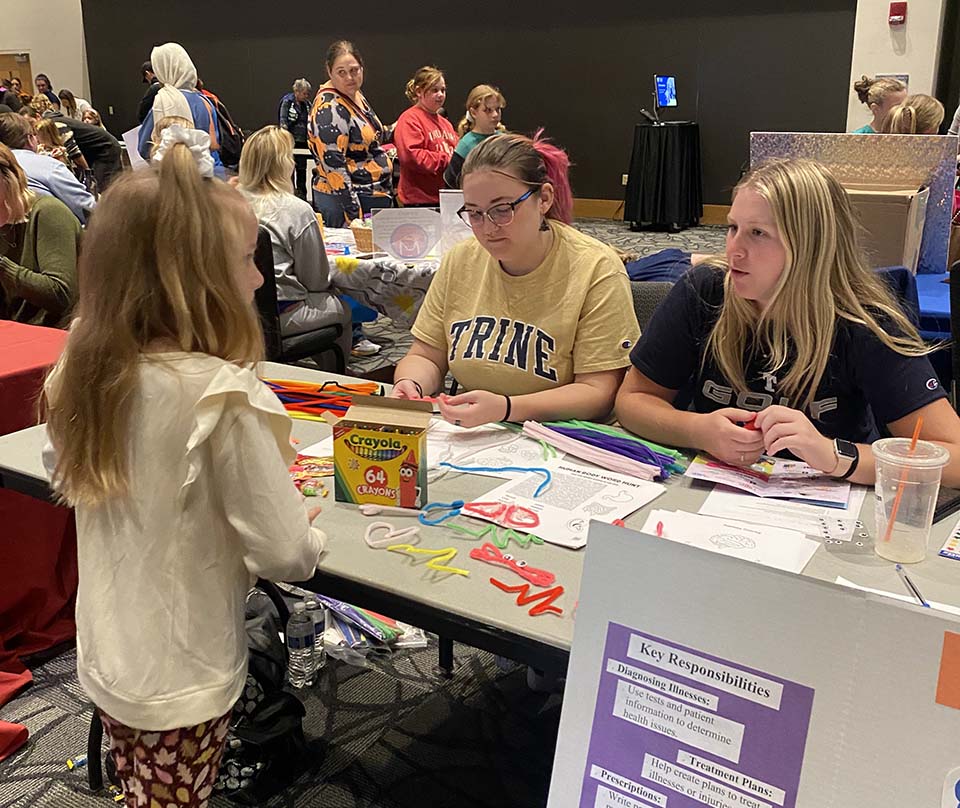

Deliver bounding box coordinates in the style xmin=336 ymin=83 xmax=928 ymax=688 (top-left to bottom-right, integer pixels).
xmin=426 ymin=419 xmax=562 ymax=479
xmin=639 ymin=509 xmax=820 ymax=573
xmin=464 ymin=459 xmax=664 ymax=549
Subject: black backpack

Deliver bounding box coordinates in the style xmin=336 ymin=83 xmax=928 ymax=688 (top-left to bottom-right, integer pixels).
xmin=213 ymin=584 xmax=323 ymax=804
xmin=93 ymin=581 xmax=319 ymax=802
xmin=211 ymin=97 xmax=245 ymax=169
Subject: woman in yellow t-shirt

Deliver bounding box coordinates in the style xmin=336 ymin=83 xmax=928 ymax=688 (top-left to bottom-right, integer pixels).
xmin=391 ymin=130 xmax=640 ymax=427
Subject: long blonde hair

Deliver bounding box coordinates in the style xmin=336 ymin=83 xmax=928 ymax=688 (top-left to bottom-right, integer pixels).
xmin=45 ymin=143 xmax=264 ymax=507
xmin=706 ymin=158 xmax=929 ymax=411
xmin=458 ymin=84 xmax=506 ymax=137
xmin=881 ymin=94 xmax=945 ymax=134
xmin=238 ymin=125 xmax=295 ymax=195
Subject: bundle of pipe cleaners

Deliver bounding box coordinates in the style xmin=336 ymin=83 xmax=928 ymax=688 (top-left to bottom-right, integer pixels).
xmin=522 ymin=419 xmax=686 ymax=480
xmin=264 ymin=379 xmax=382 ymax=421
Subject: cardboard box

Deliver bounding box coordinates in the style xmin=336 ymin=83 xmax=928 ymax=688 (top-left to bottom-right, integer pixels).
xmin=844 ymin=184 xmax=929 ymax=273
xmin=332 ymin=396 xmax=432 ymax=509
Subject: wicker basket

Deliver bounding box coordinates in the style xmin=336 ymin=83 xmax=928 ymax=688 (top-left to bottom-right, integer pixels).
xmin=352 ymin=225 xmax=374 ymax=253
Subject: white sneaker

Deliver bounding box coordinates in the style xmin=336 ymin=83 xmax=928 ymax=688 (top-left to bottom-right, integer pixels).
xmin=352 ymin=338 xmax=381 ymax=357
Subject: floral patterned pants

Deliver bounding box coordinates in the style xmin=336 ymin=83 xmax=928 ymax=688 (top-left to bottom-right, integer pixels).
xmin=99 ymin=710 xmax=231 ymax=808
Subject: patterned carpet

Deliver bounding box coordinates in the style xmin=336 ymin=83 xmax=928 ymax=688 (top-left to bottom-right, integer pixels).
xmin=0 ymin=640 xmax=560 ymax=808
xmin=347 ymin=218 xmax=726 ymax=378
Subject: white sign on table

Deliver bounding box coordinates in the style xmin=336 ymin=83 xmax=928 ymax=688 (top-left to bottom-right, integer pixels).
xmin=370 ymin=209 xmax=441 ymax=261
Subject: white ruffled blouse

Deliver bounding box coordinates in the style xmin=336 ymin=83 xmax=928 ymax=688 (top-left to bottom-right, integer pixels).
xmin=51 ymin=353 xmax=325 ymax=730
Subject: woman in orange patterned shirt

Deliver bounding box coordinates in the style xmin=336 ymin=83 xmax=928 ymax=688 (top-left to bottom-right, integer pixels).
xmin=308 ymin=40 xmax=393 ymax=227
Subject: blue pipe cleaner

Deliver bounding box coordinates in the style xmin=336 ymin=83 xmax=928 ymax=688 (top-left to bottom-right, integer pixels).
xmin=438 ymin=462 xmax=551 ymax=497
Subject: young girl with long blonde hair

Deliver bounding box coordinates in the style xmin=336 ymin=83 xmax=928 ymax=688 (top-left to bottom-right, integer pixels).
xmin=616 ymin=158 xmax=960 ymax=486
xmin=444 ymin=84 xmax=506 ymax=189
xmin=43 ymin=134 xmax=326 ymax=808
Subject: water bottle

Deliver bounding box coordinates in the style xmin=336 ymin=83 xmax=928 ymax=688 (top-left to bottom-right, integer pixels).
xmin=303 ymin=598 xmax=326 ymax=670
xmin=285 ymin=602 xmax=316 ymax=688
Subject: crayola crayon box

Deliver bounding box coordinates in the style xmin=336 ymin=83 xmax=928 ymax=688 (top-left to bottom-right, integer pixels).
xmin=332 ymin=396 xmax=432 ymax=509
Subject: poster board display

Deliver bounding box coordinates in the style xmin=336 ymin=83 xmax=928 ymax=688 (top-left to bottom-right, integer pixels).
xmin=548 ymin=522 xmax=960 ymax=807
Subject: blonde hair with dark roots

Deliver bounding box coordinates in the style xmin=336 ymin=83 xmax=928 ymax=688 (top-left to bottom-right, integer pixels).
xmin=458 ymin=84 xmax=507 ymax=137
xmin=853 ymin=75 xmax=906 ymax=107
xmin=45 ymin=143 xmax=263 ymax=507
xmin=881 ymin=93 xmax=945 ymax=134
xmin=705 ymin=158 xmax=930 ymax=412
xmin=405 ymin=66 xmax=444 ymax=104
xmin=238 ymin=125 xmax=295 ymax=195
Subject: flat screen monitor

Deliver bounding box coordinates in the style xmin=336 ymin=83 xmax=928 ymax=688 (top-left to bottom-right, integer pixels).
xmin=655 ymin=75 xmax=677 ymax=109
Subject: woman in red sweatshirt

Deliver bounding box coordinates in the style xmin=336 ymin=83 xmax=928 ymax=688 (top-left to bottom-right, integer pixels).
xmin=393 ymin=66 xmax=457 ymax=206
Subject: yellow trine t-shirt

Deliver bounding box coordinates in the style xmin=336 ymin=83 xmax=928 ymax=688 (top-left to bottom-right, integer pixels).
xmin=411 ymin=221 xmax=641 ymax=396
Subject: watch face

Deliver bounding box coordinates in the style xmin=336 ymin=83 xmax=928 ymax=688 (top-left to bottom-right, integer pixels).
xmin=836 ymin=439 xmax=857 ymax=459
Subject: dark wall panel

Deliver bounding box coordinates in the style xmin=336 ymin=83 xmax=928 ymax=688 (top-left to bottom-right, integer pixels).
xmin=81 ymin=1 xmax=855 ymax=203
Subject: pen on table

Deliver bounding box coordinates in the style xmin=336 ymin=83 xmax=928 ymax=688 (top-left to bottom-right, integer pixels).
xmin=895 ymin=564 xmax=930 ymax=607
xmin=656 ymin=521 xmax=664 ymax=538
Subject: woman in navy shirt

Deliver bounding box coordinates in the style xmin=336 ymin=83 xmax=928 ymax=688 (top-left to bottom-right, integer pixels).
xmin=616 ymin=158 xmax=960 ymax=486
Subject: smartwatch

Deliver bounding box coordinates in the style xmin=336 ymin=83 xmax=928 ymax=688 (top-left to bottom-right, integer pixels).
xmin=831 ymin=438 xmax=860 ymax=480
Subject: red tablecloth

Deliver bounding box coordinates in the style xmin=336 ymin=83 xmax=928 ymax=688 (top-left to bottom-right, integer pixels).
xmin=0 ymin=321 xmax=75 ymax=760
xmin=0 ymin=321 xmax=69 ymax=434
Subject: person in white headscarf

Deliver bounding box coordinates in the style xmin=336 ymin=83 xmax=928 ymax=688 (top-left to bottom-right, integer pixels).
xmin=137 ymin=42 xmax=223 ymax=175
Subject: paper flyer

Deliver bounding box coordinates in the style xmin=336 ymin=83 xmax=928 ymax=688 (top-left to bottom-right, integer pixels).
xmin=580 ymin=623 xmax=814 ymax=808
xmin=698 ymin=486 xmax=867 ymax=542
xmin=685 ymin=454 xmax=850 ymax=507
xmin=464 ymin=460 xmax=664 ymax=549
xmin=639 ymin=509 xmax=820 ymax=573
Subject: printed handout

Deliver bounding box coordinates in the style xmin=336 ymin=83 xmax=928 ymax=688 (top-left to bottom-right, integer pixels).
xmin=640 ymin=509 xmax=820 ymax=573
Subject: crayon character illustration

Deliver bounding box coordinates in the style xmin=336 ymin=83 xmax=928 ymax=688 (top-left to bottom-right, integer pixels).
xmin=398 ymin=451 xmax=420 ymax=508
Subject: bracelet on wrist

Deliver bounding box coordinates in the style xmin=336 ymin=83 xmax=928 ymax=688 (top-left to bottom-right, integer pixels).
xmin=503 ymin=395 xmax=512 ymax=422
xmin=395 ymin=378 xmax=423 ymax=398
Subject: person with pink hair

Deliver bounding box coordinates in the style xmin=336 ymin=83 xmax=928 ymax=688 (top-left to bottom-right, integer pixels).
xmin=391 ymin=130 xmax=639 ymax=427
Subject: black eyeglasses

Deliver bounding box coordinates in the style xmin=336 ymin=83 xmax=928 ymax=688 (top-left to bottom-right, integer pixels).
xmin=458 ymin=189 xmax=535 ymax=228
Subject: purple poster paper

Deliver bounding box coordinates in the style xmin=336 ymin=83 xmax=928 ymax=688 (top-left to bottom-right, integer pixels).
xmin=580 ymin=623 xmax=814 ymax=808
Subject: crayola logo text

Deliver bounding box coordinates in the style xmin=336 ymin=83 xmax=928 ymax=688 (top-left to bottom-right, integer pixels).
xmin=348 ymin=435 xmax=403 ymax=450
